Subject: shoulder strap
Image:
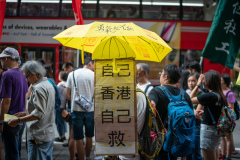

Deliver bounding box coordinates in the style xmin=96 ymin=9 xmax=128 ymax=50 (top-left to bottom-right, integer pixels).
xmin=72 ymin=71 xmax=77 ymax=88
xmin=47 ymin=79 xmax=54 ymax=86
xmin=144 ymin=84 xmax=152 ymax=93
xmin=72 ymin=71 xmax=80 ymax=96
xmin=136 ymin=89 xmax=150 ymax=136
xmin=226 ymin=90 xmax=232 ymax=98
xmin=180 ymin=88 xmax=185 ymax=101
xmin=207 ymin=107 xmax=217 ymax=125
xmin=156 ymin=86 xmax=173 ymax=102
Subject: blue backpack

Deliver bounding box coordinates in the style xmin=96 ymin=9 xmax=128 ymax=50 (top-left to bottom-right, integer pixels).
xmin=48 ymin=78 xmax=61 ymax=109
xmin=157 ymin=86 xmax=195 ymax=158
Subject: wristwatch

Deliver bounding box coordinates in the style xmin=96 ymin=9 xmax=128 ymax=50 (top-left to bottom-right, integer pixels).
xmin=196 ymin=85 xmax=201 ymax=88
xmin=18 ymin=118 xmax=22 ymax=124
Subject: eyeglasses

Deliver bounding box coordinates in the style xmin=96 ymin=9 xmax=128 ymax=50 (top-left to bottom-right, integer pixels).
xmin=159 ymin=72 xmax=166 ymax=76
xmin=25 ymin=73 xmax=30 ymax=79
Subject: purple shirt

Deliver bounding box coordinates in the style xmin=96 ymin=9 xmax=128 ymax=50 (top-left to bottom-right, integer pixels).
xmin=0 ymin=68 xmax=28 ymax=115
xmin=224 ymin=89 xmax=236 ymax=104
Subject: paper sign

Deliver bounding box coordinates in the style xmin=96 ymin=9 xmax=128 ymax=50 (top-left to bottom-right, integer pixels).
xmin=94 ymin=59 xmax=137 ymax=155
xmin=4 ymin=114 xmax=17 ymax=122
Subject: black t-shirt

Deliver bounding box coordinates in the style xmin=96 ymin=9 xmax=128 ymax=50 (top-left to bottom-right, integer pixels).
xmin=148 ymin=85 xmax=193 ymax=128
xmin=197 ymin=92 xmax=222 ymax=125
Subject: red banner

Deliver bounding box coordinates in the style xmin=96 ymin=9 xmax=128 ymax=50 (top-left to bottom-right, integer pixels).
xmin=0 ymin=0 xmax=6 ymax=42
xmin=72 ymin=0 xmax=84 ymax=25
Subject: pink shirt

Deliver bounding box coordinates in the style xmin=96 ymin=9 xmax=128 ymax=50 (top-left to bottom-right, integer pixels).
xmin=224 ymin=89 xmax=236 ymax=104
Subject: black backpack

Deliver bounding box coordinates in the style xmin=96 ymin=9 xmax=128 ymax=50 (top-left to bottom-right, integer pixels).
xmin=226 ymin=91 xmax=239 ymax=120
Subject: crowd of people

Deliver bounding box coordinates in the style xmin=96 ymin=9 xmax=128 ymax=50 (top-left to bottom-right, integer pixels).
xmin=0 ymin=47 xmax=239 ymax=160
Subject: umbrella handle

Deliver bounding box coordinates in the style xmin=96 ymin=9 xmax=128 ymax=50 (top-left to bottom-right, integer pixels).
xmin=112 ymin=58 xmax=120 ymax=73
xmin=81 ymin=46 xmax=84 ymax=65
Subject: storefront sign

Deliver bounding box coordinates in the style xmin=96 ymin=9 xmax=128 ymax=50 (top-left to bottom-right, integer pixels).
xmin=1 ymin=19 xmax=155 ymax=44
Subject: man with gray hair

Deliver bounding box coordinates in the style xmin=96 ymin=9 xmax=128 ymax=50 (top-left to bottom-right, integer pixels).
xmin=0 ymin=47 xmax=28 ymax=160
xmin=8 ymin=61 xmax=55 ymax=160
xmin=136 ymin=63 xmax=153 ymax=96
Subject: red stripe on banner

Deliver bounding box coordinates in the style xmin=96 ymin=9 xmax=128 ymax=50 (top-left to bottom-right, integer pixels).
xmin=72 ymin=0 xmax=84 ymax=25
xmin=0 ymin=0 xmax=6 ymax=42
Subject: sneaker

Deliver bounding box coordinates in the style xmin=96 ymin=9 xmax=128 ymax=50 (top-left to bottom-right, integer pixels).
xmin=232 ymin=150 xmax=238 ymax=155
xmin=62 ymin=142 xmax=68 ymax=147
xmin=54 ymin=137 xmax=64 ymax=142
xmin=219 ymin=155 xmax=226 ymax=160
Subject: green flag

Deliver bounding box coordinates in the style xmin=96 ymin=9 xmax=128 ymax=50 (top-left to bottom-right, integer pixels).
xmin=202 ymin=0 xmax=240 ymax=69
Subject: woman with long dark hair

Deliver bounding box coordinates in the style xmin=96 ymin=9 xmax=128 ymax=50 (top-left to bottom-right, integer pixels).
xmin=186 ymin=72 xmax=204 ymax=160
xmin=190 ymin=70 xmax=227 ymax=160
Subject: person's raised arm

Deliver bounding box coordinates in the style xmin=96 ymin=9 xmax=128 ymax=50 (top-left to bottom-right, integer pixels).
xmin=190 ymin=74 xmax=204 ymax=99
xmin=233 ymin=66 xmax=240 ymax=72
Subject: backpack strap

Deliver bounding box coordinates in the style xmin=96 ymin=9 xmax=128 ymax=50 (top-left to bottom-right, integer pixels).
xmin=207 ymin=107 xmax=217 ymax=126
xmin=47 ymin=79 xmax=54 ymax=86
xmin=144 ymin=84 xmax=152 ymax=93
xmin=180 ymin=88 xmax=185 ymax=101
xmin=226 ymin=90 xmax=232 ymax=99
xmin=136 ymin=89 xmax=150 ymax=138
xmin=156 ymin=86 xmax=173 ymax=102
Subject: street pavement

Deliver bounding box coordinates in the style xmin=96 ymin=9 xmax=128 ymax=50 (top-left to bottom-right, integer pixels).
xmin=19 ymin=99 xmax=240 ymax=160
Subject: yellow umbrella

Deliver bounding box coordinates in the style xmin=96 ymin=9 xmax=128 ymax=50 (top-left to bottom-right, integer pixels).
xmin=53 ymin=21 xmax=172 ymax=72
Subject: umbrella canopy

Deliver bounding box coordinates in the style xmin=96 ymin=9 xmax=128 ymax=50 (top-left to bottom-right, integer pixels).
xmin=53 ymin=21 xmax=172 ymax=62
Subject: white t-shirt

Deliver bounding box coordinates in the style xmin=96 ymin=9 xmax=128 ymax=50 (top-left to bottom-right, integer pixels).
xmin=119 ymin=90 xmax=147 ymax=160
xmin=66 ymin=68 xmax=94 ymax=112
xmin=57 ymin=81 xmax=67 ymax=109
xmin=137 ymin=82 xmax=153 ymax=96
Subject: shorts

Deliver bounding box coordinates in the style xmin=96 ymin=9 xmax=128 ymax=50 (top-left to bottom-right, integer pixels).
xmin=67 ymin=108 xmax=72 ymax=125
xmin=71 ymin=111 xmax=94 ymax=140
xmin=200 ymin=124 xmax=222 ymax=151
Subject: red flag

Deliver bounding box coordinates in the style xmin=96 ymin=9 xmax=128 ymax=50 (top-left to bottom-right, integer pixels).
xmin=72 ymin=0 xmax=84 ymax=25
xmin=0 ymin=0 xmax=6 ymax=42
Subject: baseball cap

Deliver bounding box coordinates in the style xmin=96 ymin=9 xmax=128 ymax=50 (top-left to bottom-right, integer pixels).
xmin=0 ymin=47 xmax=20 ymax=59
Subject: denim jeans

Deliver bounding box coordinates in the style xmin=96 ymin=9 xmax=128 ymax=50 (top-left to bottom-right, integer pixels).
xmin=186 ymin=125 xmax=203 ymax=160
xmin=2 ymin=124 xmax=20 ymax=160
xmin=55 ymin=108 xmax=67 ymax=137
xmin=27 ymin=138 xmax=54 ymax=160
xmin=18 ymin=122 xmax=25 ymax=158
xmin=154 ymin=151 xmax=178 ymax=160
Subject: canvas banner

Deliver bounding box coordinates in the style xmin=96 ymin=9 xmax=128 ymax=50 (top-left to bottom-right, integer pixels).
xmin=201 ymin=0 xmax=240 ymax=69
xmin=72 ymin=0 xmax=84 ymax=25
xmin=94 ymin=59 xmax=137 ymax=155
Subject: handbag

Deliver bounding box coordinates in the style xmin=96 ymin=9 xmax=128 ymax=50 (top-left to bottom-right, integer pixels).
xmin=61 ymin=109 xmax=70 ymax=122
xmin=73 ymin=71 xmax=93 ymax=111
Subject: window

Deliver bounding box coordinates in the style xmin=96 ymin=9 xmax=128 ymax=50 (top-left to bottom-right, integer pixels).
xmin=20 ymin=0 xmax=59 ymax=17
xmin=5 ymin=1 xmax=18 ymax=16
